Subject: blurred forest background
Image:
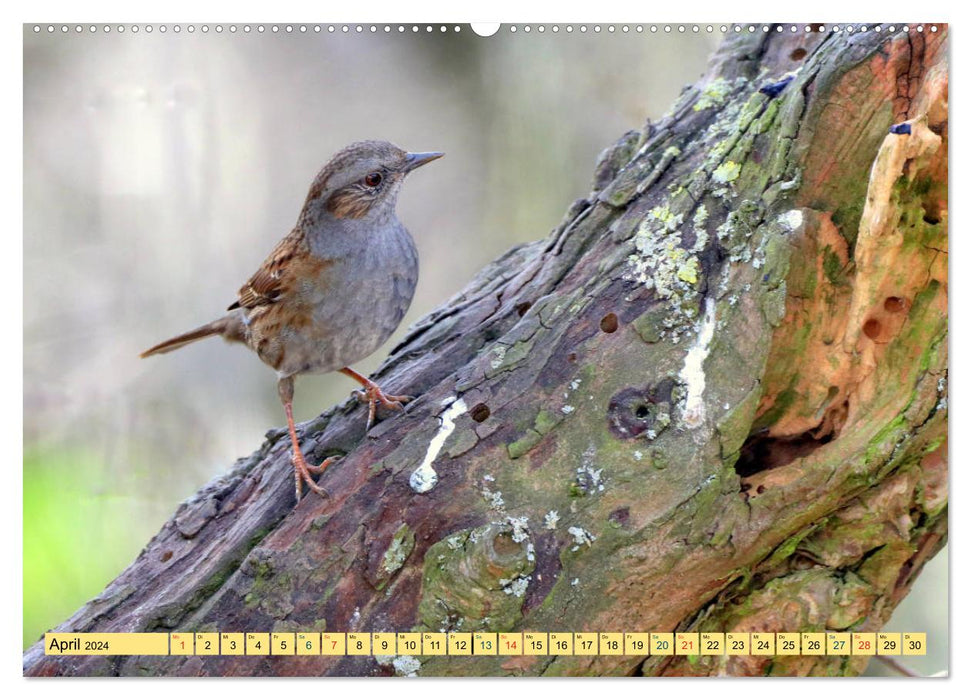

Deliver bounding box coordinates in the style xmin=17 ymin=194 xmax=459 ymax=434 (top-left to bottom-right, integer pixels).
xmin=23 ymin=24 xmax=946 ymax=674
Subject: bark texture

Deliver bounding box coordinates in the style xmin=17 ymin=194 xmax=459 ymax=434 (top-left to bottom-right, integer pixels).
xmin=25 ymin=26 xmax=948 ymax=677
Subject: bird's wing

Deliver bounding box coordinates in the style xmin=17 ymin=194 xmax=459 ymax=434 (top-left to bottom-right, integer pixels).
xmin=228 ymin=230 xmax=308 ymax=311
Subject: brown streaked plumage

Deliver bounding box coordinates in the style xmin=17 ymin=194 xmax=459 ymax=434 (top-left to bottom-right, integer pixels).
xmin=141 ymin=140 xmax=443 ymax=503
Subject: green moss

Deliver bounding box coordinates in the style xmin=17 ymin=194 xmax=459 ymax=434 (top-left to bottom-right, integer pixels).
xmin=761 ymin=234 xmax=792 ymax=290
xmin=753 ymin=386 xmax=797 ymax=432
xmin=534 ymin=409 xmax=564 ymax=436
xmin=822 ymin=246 xmax=846 ymax=286
xmin=507 ymin=429 xmax=543 ymax=460
xmin=633 ymin=309 xmax=665 ymax=344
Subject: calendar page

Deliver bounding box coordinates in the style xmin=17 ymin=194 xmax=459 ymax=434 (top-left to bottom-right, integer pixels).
xmin=22 ymin=17 xmax=948 ymax=679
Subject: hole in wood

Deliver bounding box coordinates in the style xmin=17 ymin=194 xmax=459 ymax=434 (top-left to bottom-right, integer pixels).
xmin=160 ymin=551 xmax=173 ymax=563
xmin=884 ymin=296 xmax=907 ymax=313
xmin=470 ymin=403 xmax=491 ymax=422
xmin=921 ymin=200 xmax=942 ymax=225
xmin=735 ymin=429 xmax=834 ymax=477
xmin=492 ymin=531 xmax=521 ymax=557
xmin=600 ymin=312 xmax=619 ymax=333
xmin=790 ymin=47 xmax=807 ymax=60
xmin=863 ymin=318 xmax=882 ymax=339
xmin=567 ymin=352 xmax=577 ymax=363
xmin=515 ymin=301 xmax=532 ymax=317
xmin=607 ymin=380 xmax=675 ymax=439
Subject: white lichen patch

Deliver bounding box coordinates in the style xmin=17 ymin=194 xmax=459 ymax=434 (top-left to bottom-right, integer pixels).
xmin=680 ymin=299 xmax=717 ymax=429
xmin=490 ymin=345 xmax=507 ymax=369
xmin=381 ymin=529 xmax=411 ymax=575
xmin=576 ymin=464 xmax=605 ymax=493
xmin=506 ymin=516 xmax=530 ymax=543
xmin=482 ymin=482 xmax=505 ymax=511
xmin=627 ymin=219 xmax=701 ymax=303
xmin=409 ymin=397 xmax=466 ymax=493
xmin=567 ymin=525 xmax=597 ymax=551
xmin=648 ymin=204 xmax=684 ymax=232
xmin=392 ymin=655 xmax=421 ymax=677
xmin=544 ymin=510 xmax=560 ymax=530
xmin=633 ymin=450 xmax=643 ymax=461
xmin=561 ymin=405 xmax=576 ymax=415
xmin=501 ymin=575 xmax=531 ymax=598
xmin=693 ymin=203 xmax=709 ymax=228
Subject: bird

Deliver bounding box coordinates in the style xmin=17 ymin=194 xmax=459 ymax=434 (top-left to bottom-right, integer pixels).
xmin=140 ymin=140 xmax=443 ymax=502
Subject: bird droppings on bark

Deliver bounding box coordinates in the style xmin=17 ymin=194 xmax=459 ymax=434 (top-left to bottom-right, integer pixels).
xmin=679 ymin=299 xmax=717 ymax=429
xmin=409 ymin=396 xmax=466 ymax=493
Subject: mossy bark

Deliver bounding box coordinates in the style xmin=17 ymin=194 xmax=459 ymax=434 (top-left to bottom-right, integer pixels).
xmin=24 ymin=26 xmax=948 ymax=677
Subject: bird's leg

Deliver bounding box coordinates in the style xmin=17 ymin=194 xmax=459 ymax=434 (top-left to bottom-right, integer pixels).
xmin=339 ymin=367 xmax=413 ymax=431
xmin=278 ymin=377 xmax=331 ymax=502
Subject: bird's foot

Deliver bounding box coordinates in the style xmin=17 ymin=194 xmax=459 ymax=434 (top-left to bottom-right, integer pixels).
xmin=292 ymin=448 xmax=333 ymax=502
xmin=354 ymin=380 xmax=413 ymax=431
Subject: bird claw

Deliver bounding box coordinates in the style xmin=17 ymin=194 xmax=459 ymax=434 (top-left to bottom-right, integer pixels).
xmin=354 ymin=383 xmax=413 ymax=431
xmin=291 ymin=450 xmax=333 ymax=502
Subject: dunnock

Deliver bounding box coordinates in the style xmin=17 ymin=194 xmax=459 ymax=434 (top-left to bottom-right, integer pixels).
xmin=141 ymin=140 xmax=442 ymax=502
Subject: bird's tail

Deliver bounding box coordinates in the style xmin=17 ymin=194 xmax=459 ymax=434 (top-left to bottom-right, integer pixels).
xmin=140 ymin=316 xmax=246 ymax=358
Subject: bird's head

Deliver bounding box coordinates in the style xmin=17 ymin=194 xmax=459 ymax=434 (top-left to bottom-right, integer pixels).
xmin=301 ymin=140 xmax=443 ymax=224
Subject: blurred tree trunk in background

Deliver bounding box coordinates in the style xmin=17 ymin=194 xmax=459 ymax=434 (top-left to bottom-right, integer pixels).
xmin=25 ymin=26 xmax=947 ymax=677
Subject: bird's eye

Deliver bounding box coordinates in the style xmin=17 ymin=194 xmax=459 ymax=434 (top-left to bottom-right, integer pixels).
xmin=364 ymin=172 xmax=383 ymax=187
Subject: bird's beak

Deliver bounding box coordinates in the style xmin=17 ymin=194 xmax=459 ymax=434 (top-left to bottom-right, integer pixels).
xmin=404 ymin=151 xmax=444 ymax=172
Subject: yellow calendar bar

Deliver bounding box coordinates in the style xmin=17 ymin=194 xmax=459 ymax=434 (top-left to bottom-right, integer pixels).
xmin=43 ymin=631 xmax=928 ymax=657
xmin=45 ymin=633 xmax=169 ymax=656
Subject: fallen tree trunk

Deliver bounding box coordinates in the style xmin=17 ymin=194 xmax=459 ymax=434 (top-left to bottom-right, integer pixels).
xmin=25 ymin=25 xmax=948 ymax=677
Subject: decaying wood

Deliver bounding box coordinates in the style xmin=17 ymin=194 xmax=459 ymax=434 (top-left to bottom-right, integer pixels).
xmin=24 ymin=26 xmax=948 ymax=677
